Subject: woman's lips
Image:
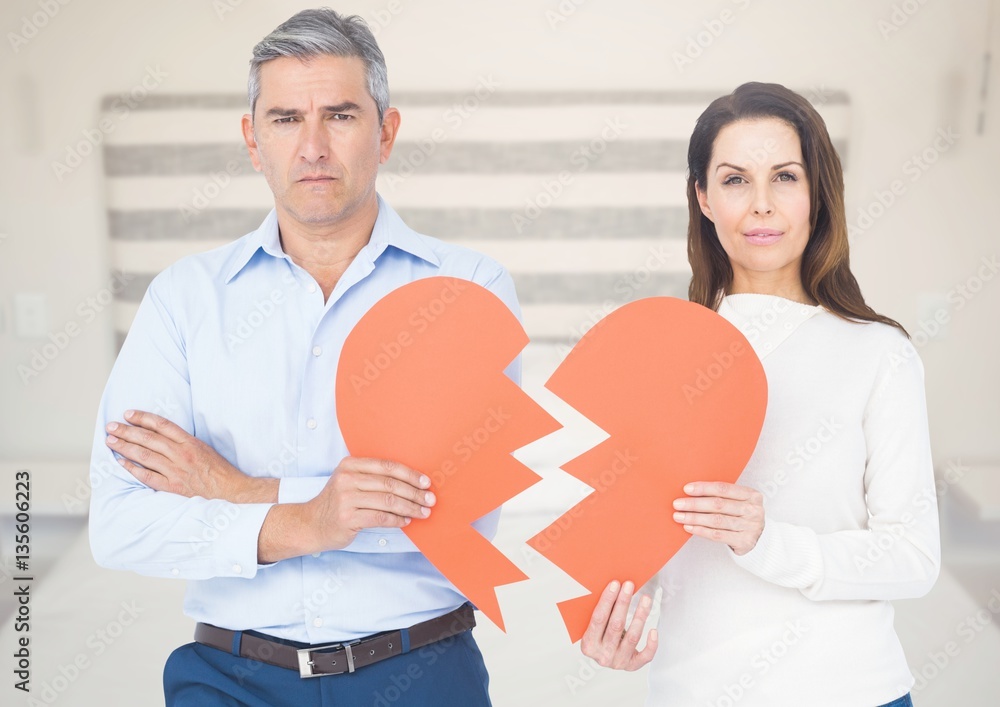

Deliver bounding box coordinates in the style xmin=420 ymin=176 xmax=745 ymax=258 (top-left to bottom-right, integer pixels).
xmin=744 ymin=230 xmax=783 ymax=245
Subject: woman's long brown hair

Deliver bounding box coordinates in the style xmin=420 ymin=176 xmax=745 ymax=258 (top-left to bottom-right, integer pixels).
xmin=686 ymin=82 xmax=906 ymax=335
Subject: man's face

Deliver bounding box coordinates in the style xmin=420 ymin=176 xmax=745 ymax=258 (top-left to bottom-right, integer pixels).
xmin=242 ymin=54 xmax=398 ymax=230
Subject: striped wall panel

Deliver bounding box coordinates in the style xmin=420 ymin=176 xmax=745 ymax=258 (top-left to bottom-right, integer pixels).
xmin=102 ymin=90 xmax=850 ymax=347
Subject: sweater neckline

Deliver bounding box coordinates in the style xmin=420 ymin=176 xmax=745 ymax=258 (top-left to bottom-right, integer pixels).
xmin=718 ymin=293 xmax=824 ymax=359
xmin=722 ymin=292 xmax=824 ymax=316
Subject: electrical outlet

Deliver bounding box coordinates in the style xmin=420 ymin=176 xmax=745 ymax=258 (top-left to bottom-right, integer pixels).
xmin=14 ymin=293 xmax=47 ymax=338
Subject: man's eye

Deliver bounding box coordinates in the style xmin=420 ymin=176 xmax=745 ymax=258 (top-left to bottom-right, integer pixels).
xmin=331 ymin=114 xmax=353 ymax=121
xmin=274 ymin=117 xmax=296 ymax=124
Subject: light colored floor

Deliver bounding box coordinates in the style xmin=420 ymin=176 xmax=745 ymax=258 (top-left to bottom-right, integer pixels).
xmin=1 ymin=500 xmax=998 ymax=707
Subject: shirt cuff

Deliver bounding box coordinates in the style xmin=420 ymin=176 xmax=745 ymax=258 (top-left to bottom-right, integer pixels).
xmin=343 ymin=528 xmax=419 ymax=552
xmin=213 ymin=502 xmax=277 ymax=577
xmin=278 ymin=476 xmax=329 ymax=504
xmin=275 ymin=480 xmax=421 ymax=553
xmin=337 ymin=511 xmax=498 ymax=554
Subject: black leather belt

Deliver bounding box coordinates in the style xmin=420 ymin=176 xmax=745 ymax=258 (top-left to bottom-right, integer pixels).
xmin=194 ymin=604 xmax=476 ymax=678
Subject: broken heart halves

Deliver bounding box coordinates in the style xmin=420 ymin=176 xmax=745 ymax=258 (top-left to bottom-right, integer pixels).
xmin=336 ymin=277 xmax=767 ymax=642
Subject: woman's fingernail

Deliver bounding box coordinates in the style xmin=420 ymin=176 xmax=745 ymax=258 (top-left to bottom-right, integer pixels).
xmin=673 ymin=512 xmax=685 ymax=522
xmin=623 ymin=581 xmax=634 ymax=595
xmin=421 ymin=507 xmax=431 ymax=517
xmin=608 ymin=581 xmax=620 ymax=593
xmin=419 ymin=475 xmax=431 ymax=488
xmin=684 ymin=483 xmax=694 ymax=493
xmin=424 ymin=492 xmax=436 ymax=505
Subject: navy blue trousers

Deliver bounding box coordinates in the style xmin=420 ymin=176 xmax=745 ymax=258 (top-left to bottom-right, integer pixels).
xmin=163 ymin=628 xmax=491 ymax=706
xmin=878 ymin=695 xmax=914 ymax=707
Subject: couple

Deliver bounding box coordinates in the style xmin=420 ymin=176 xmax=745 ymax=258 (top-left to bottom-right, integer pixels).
xmin=88 ymin=8 xmax=939 ymax=707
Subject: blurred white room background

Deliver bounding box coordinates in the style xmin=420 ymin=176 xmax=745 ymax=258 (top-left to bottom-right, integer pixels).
xmin=1 ymin=0 xmax=999 ymax=705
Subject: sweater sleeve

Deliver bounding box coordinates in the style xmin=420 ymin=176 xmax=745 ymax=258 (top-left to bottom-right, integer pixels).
xmin=730 ymin=337 xmax=941 ymax=601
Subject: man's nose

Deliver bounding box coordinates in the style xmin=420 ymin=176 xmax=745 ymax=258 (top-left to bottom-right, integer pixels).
xmin=298 ymin=119 xmax=330 ymax=163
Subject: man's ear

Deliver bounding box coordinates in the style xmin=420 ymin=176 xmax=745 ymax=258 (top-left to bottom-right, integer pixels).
xmin=241 ymin=114 xmax=262 ymax=172
xmin=378 ymin=107 xmax=401 ymax=165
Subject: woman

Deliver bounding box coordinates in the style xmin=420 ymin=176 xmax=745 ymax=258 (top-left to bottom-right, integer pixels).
xmin=581 ymin=82 xmax=939 ymax=707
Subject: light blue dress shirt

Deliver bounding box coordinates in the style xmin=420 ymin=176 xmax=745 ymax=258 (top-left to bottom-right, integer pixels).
xmin=89 ymin=195 xmax=521 ymax=643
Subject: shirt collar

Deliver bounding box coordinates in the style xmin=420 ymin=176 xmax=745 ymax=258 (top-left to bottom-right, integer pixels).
xmin=365 ymin=194 xmax=440 ymax=267
xmin=224 ymin=193 xmax=439 ymax=284
xmin=224 ymin=209 xmax=283 ymax=284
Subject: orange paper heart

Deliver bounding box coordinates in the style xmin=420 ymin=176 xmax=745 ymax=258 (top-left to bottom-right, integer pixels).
xmin=336 ymin=277 xmax=562 ymax=631
xmin=527 ymin=297 xmax=767 ymax=642
xmin=336 ymin=279 xmax=767 ymax=639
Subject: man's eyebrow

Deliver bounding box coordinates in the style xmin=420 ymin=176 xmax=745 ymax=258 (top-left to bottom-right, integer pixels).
xmin=321 ymin=102 xmax=363 ymax=113
xmin=262 ymin=102 xmax=364 ymax=119
xmin=263 ymin=107 xmax=301 ymax=119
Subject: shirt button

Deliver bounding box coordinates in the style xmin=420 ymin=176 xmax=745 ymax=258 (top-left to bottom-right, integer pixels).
xmin=312 ymin=552 xmax=321 ymax=558
xmin=378 ymin=538 xmax=388 ymax=547
xmin=313 ymin=618 xmax=324 ymax=627
xmin=232 ymin=564 xmax=242 ymax=574
xmin=306 ymin=283 xmax=317 ymax=294
xmin=312 ymin=346 xmax=322 ymax=357
xmin=306 ymin=419 xmax=317 ymax=430
xmin=171 ymin=568 xmax=179 ymax=576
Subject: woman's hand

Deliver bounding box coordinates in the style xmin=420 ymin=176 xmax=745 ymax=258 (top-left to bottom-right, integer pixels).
xmin=105 ymin=409 xmax=277 ymax=503
xmin=580 ymin=580 xmax=658 ymax=671
xmin=674 ymin=481 xmax=765 ymax=555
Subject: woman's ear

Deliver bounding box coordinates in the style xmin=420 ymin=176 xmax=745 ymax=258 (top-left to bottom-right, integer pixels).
xmin=696 ymin=183 xmax=714 ymax=222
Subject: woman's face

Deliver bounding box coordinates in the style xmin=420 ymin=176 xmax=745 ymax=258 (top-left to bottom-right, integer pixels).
xmin=696 ymin=118 xmax=812 ymax=298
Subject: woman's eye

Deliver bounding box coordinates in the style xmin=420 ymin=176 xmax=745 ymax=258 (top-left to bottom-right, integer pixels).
xmin=776 ymin=172 xmax=797 ymax=182
xmin=723 ymin=175 xmax=746 ymax=186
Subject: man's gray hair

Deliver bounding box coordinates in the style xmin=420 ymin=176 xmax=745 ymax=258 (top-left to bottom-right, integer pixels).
xmin=248 ymin=8 xmax=389 ymax=123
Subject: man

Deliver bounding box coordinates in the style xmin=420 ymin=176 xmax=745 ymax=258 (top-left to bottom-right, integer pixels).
xmin=89 ymin=8 xmax=516 ymax=705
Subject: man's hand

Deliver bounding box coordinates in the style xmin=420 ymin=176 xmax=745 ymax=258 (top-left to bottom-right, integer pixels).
xmin=580 ymin=580 xmax=658 ymax=671
xmin=306 ymin=457 xmax=434 ymax=550
xmin=257 ymin=457 xmax=436 ymax=563
xmin=105 ymin=409 xmax=277 ymax=504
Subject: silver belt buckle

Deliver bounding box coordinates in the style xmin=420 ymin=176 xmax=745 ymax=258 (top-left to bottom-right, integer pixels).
xmin=296 ymin=640 xmax=359 ymax=678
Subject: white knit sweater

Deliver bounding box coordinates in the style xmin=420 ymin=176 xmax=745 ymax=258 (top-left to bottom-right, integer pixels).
xmin=645 ymin=294 xmax=940 ymax=707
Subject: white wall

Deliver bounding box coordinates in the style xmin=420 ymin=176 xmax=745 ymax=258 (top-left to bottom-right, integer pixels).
xmin=1 ymin=0 xmax=997 ymax=466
